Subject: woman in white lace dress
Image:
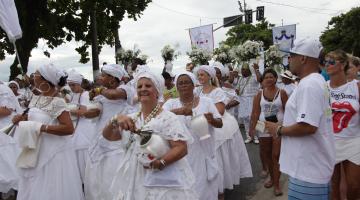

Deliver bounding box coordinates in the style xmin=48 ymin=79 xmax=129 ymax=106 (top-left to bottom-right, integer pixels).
xmin=0 ymin=83 xmax=22 ymax=193
xmin=12 ymin=64 xmax=84 ymax=200
xmin=102 ymin=71 xmax=198 ymax=200
xmin=163 ymin=71 xmax=222 ymax=200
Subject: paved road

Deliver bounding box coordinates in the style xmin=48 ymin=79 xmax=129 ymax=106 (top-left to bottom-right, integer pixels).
xmin=225 ymin=129 xmax=288 ymax=200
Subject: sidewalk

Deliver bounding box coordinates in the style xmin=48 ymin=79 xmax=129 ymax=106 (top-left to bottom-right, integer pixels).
xmin=249 ymin=175 xmax=288 ymax=200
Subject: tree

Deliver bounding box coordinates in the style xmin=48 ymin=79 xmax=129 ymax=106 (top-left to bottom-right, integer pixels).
xmin=0 ymin=0 xmax=151 ymax=80
xmin=223 ymin=19 xmax=274 ymax=49
xmin=320 ymin=7 xmax=360 ymax=56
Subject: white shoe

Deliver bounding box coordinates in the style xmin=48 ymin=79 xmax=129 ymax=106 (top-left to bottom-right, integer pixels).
xmin=244 ymin=137 xmax=253 ymax=144
xmin=254 ymin=136 xmax=259 ymax=144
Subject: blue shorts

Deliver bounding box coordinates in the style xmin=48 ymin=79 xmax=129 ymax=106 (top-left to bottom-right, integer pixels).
xmin=288 ymin=177 xmax=330 ymax=200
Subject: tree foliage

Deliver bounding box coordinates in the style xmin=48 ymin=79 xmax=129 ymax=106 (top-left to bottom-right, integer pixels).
xmin=0 ymin=0 xmax=151 ymax=80
xmin=320 ymin=7 xmax=360 ymax=56
xmin=223 ymin=19 xmax=274 ymax=49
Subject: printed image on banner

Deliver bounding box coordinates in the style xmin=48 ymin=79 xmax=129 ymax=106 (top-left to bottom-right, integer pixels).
xmin=272 ymin=24 xmax=296 ymax=52
xmin=189 ymin=24 xmax=214 ymax=52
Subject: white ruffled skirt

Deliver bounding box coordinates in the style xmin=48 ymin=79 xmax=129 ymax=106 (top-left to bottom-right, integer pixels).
xmin=16 ymin=144 xmax=84 ymax=200
xmin=84 ymin=135 xmax=125 ymax=200
xmin=0 ymin=133 xmax=19 ymax=193
xmin=214 ymin=112 xmax=253 ymax=193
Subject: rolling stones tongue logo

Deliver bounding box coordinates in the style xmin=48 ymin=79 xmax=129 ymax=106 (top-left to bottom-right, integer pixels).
xmin=331 ymin=101 xmax=356 ymax=133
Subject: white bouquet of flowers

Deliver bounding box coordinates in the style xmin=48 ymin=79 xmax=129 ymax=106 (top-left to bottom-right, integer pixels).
xmin=116 ymin=48 xmax=141 ymax=65
xmin=230 ymin=44 xmax=246 ymax=63
xmin=138 ymin=54 xmax=148 ymax=63
xmin=161 ymin=44 xmax=180 ymax=62
xmin=213 ymin=44 xmax=234 ymax=64
xmin=241 ymin=40 xmax=263 ymax=61
xmin=264 ymin=44 xmax=283 ymax=68
xmin=187 ymin=46 xmax=212 ymax=65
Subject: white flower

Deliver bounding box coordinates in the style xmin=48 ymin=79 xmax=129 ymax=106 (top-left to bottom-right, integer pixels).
xmin=187 ymin=46 xmax=212 ymax=65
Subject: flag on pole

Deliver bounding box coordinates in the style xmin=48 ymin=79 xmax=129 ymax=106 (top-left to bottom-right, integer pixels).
xmin=272 ymin=24 xmax=296 ymax=52
xmin=0 ymin=0 xmax=22 ymax=42
xmin=189 ymin=24 xmax=214 ymax=52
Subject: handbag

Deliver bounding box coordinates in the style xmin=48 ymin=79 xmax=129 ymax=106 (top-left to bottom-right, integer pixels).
xmin=264 ymin=89 xmax=280 ymax=123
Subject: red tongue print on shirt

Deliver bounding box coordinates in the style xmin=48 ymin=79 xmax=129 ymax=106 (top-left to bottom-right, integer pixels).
xmin=332 ymin=101 xmax=356 ymax=133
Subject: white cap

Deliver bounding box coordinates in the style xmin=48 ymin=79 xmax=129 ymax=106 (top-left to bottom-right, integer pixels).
xmin=289 ymin=37 xmax=323 ymax=59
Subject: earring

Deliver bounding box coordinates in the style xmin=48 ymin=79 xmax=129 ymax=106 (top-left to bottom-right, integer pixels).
xmin=39 ymin=82 xmax=51 ymax=93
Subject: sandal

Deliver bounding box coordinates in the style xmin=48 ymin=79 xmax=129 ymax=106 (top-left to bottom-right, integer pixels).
xmin=274 ymin=188 xmax=283 ymax=196
xmin=264 ymin=180 xmax=273 ymax=188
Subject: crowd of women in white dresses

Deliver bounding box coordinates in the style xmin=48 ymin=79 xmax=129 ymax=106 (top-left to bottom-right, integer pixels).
xmin=0 ymin=61 xmax=253 ymax=200
xmin=0 ymin=47 xmax=359 ymax=200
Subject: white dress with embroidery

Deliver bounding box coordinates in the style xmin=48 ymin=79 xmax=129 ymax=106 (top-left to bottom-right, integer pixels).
xmin=163 ymin=97 xmax=220 ymax=200
xmin=84 ymin=85 xmax=135 ymax=200
xmin=0 ymin=84 xmax=22 ymax=192
xmin=196 ymin=87 xmax=253 ymax=192
xmin=110 ymin=110 xmax=198 ymax=200
xmin=15 ymin=96 xmax=84 ymax=200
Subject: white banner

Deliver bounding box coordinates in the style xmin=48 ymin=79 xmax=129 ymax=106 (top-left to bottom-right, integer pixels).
xmin=272 ymin=24 xmax=296 ymax=52
xmin=189 ymin=24 xmax=214 ymax=52
xmin=0 ymin=0 xmax=22 ymax=42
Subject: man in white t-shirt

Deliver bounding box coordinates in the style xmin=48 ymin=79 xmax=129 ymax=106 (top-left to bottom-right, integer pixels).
xmin=265 ymin=37 xmax=335 ymax=200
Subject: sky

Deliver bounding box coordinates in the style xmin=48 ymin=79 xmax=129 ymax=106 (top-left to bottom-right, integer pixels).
xmin=0 ymin=0 xmax=359 ymax=81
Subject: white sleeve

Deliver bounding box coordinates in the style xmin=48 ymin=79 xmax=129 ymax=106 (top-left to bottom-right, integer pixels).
xmin=162 ymin=99 xmax=175 ymax=111
xmin=207 ymin=99 xmax=222 ymax=119
xmin=80 ymin=91 xmax=90 ymax=105
xmin=119 ymin=84 xmax=135 ymax=105
xmin=295 ymin=84 xmax=325 ymax=127
xmin=210 ymin=88 xmax=227 ymax=104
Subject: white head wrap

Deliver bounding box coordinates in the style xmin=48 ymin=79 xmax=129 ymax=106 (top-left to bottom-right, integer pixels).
xmin=174 ymin=71 xmax=197 ymax=87
xmin=67 ymin=69 xmax=84 ymax=85
xmin=212 ymin=62 xmax=227 ymax=77
xmin=118 ymin=64 xmax=130 ymax=78
xmin=38 ymin=63 xmax=67 ymax=86
xmin=8 ymin=80 xmax=20 ymax=89
xmin=197 ymin=65 xmax=216 ymax=78
xmin=102 ymin=64 xmax=124 ymax=80
xmin=135 ymin=71 xmax=165 ymax=99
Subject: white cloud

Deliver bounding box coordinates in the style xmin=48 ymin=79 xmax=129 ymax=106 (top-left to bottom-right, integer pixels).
xmin=0 ymin=0 xmax=359 ymax=81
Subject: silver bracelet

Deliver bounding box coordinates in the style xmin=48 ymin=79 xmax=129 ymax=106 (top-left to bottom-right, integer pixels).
xmin=159 ymin=159 xmax=166 ymax=168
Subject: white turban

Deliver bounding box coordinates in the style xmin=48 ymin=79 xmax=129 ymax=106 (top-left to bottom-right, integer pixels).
xmin=102 ymin=64 xmax=124 ymax=80
xmin=212 ymin=62 xmax=226 ymax=77
xmin=67 ymin=69 xmax=84 ymax=85
xmin=38 ymin=64 xmax=67 ymax=86
xmin=135 ymin=71 xmax=165 ymax=99
xmin=8 ymin=80 xmax=20 ymax=89
xmin=174 ymin=71 xmax=197 ymax=87
xmin=197 ymin=65 xmax=216 ymax=78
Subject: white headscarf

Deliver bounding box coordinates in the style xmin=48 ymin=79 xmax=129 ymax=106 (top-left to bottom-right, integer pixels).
xmin=197 ymin=65 xmax=216 ymax=78
xmin=135 ymin=71 xmax=165 ymax=99
xmin=38 ymin=63 xmax=67 ymax=86
xmin=174 ymin=71 xmax=197 ymax=88
xmin=8 ymin=80 xmax=20 ymax=89
xmin=102 ymin=64 xmax=124 ymax=80
xmin=212 ymin=62 xmax=226 ymax=77
xmin=67 ymin=69 xmax=84 ymax=85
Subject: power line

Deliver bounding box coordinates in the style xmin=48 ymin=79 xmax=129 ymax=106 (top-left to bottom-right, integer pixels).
xmin=255 ymin=0 xmax=343 ymax=15
xmin=151 ymin=2 xmax=223 ymax=20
